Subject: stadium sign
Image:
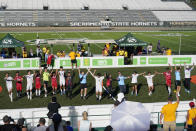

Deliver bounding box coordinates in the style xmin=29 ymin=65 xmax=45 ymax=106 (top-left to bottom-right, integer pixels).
xmin=0 ymin=22 xmax=36 ymax=27
xmin=69 ymin=21 xmax=161 ymax=27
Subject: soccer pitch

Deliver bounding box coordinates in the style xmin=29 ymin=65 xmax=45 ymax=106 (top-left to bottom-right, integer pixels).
xmin=0 ymin=31 xmax=196 ymax=109
xmin=0 ymin=31 xmax=196 ymax=55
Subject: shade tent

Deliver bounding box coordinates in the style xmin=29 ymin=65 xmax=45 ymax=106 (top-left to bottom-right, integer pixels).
xmin=115 ymin=33 xmax=147 ymax=47
xmin=0 ymin=33 xmax=24 ymax=48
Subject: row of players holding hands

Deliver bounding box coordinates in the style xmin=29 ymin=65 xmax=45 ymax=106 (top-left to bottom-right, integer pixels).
xmin=4 ymin=63 xmax=194 ymax=102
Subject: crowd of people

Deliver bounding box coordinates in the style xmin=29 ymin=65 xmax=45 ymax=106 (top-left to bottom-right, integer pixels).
xmin=1 ymin=94 xmax=196 ymax=131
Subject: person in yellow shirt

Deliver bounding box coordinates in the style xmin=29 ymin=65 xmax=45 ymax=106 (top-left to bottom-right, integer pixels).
xmin=45 ymin=47 xmax=50 ymax=62
xmin=40 ymin=67 xmax=50 ymax=97
xmin=166 ymin=48 xmax=172 ymax=55
xmin=57 ymin=51 xmax=61 ymax=57
xmin=160 ymin=93 xmax=180 ymax=131
xmin=185 ymin=102 xmax=196 ymax=130
xmin=69 ymin=49 xmax=77 ymax=69
xmin=42 ymin=46 xmax=47 ymax=60
xmin=116 ymin=50 xmax=119 ymax=56
xmin=76 ymin=51 xmax=80 ymax=57
xmin=106 ymin=43 xmax=110 ymax=50
xmin=22 ymin=48 xmax=27 ymax=58
xmin=61 ymin=51 xmax=66 ymax=57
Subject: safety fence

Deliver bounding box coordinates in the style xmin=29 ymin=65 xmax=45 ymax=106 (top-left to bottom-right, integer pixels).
xmin=0 ymin=55 xmax=196 ymax=70
xmin=0 ymin=110 xmax=188 ymax=131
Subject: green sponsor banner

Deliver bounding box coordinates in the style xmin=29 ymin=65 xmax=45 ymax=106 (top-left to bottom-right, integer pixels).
xmin=32 ymin=59 xmax=39 ymax=67
xmin=172 ymin=57 xmax=192 ymax=64
xmin=83 ymin=58 xmax=90 ymax=66
xmin=0 ymin=61 xmax=21 ymax=68
xmin=133 ymin=58 xmax=138 ymax=65
xmin=92 ymin=59 xmax=113 ymax=66
xmin=60 ymin=59 xmax=80 ymax=67
xmin=118 ymin=58 xmax=124 ymax=65
xmin=23 ymin=60 xmax=30 ymax=68
xmin=148 ymin=57 xmax=168 ymax=64
xmin=140 ymin=57 xmax=146 ymax=65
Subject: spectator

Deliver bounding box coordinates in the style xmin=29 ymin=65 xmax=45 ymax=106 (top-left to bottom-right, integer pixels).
xmin=104 ymin=125 xmax=113 ymax=131
xmin=114 ymin=93 xmax=125 ymax=107
xmin=36 ymin=45 xmax=42 ymax=59
xmin=61 ymin=51 xmax=66 ymax=57
xmin=43 ymin=46 xmax=47 ymax=61
xmin=76 ymin=51 xmax=80 ymax=57
xmin=29 ymin=49 xmax=34 ymax=58
xmin=185 ymin=102 xmax=196 ymax=131
xmin=66 ymin=121 xmax=73 ymax=131
xmin=0 ymin=115 xmax=20 ymax=131
xmin=22 ymin=47 xmax=27 ymax=58
xmin=77 ymin=43 xmax=82 ymax=52
xmin=157 ymin=40 xmax=162 ymax=53
xmin=47 ymin=97 xmax=61 ymax=119
xmin=160 ymin=93 xmax=180 ymax=131
xmin=17 ymin=118 xmax=27 ymax=131
xmin=166 ymin=48 xmax=172 ymax=55
xmin=1 ymin=48 xmax=6 ymax=58
xmin=69 ymin=49 xmax=77 ymax=69
xmin=147 ymin=43 xmax=153 ymax=55
xmin=34 ymin=118 xmax=47 ymax=131
xmin=45 ymin=47 xmax=50 ymax=62
xmin=57 ymin=51 xmax=61 ymax=57
xmin=78 ymin=111 xmax=92 ymax=131
xmin=46 ymin=113 xmax=67 ymax=131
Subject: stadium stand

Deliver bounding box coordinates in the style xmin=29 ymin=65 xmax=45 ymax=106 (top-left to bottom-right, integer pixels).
xmin=0 ymin=0 xmax=195 ymax=27
xmin=0 ymin=0 xmax=192 ymax=10
xmin=153 ymin=11 xmax=196 ymax=21
xmin=0 ymin=0 xmax=191 ymax=10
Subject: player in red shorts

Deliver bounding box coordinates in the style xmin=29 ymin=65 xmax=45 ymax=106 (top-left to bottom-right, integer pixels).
xmin=157 ymin=64 xmax=173 ymax=95
xmin=35 ymin=70 xmax=41 ymax=96
xmin=14 ymin=71 xmax=23 ymax=97
xmin=51 ymin=70 xmax=58 ymax=95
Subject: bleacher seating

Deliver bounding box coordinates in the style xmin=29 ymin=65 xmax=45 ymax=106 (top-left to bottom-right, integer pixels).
xmin=0 ymin=0 xmax=191 ymax=10
xmin=153 ymin=11 xmax=196 ymax=21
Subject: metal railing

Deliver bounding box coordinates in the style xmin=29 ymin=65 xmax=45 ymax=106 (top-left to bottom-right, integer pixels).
xmin=0 ymin=110 xmax=188 ymax=129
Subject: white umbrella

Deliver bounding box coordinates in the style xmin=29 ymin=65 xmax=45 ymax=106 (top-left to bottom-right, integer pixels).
xmin=111 ymin=101 xmax=150 ymax=131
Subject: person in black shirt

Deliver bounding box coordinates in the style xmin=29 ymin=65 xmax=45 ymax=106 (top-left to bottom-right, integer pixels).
xmin=47 ymin=97 xmax=61 ymax=119
xmin=0 ymin=115 xmax=20 ymax=131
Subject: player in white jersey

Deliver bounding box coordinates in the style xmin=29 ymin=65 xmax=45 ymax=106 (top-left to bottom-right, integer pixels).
xmin=58 ymin=66 xmax=66 ymax=95
xmin=89 ymin=69 xmax=105 ymax=101
xmin=24 ymin=70 xmax=34 ymax=100
xmin=143 ymin=72 xmax=156 ymax=96
xmin=184 ymin=62 xmax=194 ymax=94
xmin=4 ymin=73 xmax=13 ymax=102
xmin=129 ymin=71 xmax=144 ymax=96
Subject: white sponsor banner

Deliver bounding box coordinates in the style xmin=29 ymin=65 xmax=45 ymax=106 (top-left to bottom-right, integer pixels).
xmin=54 ymin=56 xmax=124 ymax=69
xmin=132 ymin=55 xmax=196 ymax=67
xmin=54 ymin=55 xmax=196 ymax=69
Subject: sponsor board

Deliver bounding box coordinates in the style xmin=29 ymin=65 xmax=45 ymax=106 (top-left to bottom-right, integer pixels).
xmin=0 ymin=58 xmax=40 ymax=70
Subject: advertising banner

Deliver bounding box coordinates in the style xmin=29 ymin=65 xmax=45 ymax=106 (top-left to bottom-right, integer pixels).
xmin=55 ymin=56 xmax=124 ymax=69
xmin=0 ymin=58 xmax=40 ymax=70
